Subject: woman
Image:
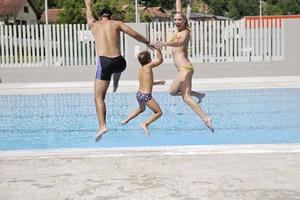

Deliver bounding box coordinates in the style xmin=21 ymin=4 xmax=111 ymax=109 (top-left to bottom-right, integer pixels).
xmin=155 ymin=0 xmax=214 ymax=132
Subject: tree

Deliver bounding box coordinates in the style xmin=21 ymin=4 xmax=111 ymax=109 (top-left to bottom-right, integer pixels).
xmin=240 ymin=0 xmax=260 ymax=16
xmin=207 ymin=0 xmax=226 ymax=16
xmin=226 ymin=0 xmax=259 ymax=19
xmin=123 ymin=4 xmax=135 ymax=22
xmin=265 ymin=4 xmax=283 ymax=15
xmin=36 ymin=0 xmax=300 ymax=23
xmin=278 ymin=0 xmax=300 ymax=15
xmin=58 ymin=0 xmax=86 ymax=24
xmin=138 ymin=0 xmax=179 ymax=10
xmin=160 ymin=0 xmax=176 ymax=10
xmin=92 ymin=0 xmax=135 ymax=22
xmin=93 ymin=0 xmax=122 ymax=20
xmin=140 ymin=13 xmax=152 ymax=22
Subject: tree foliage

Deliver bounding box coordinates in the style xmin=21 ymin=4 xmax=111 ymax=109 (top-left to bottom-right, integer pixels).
xmin=138 ymin=0 xmax=176 ymax=9
xmin=203 ymin=0 xmax=300 ymax=19
xmin=35 ymin=0 xmax=300 ymax=23
xmin=92 ymin=0 xmax=135 ymax=22
xmin=58 ymin=0 xmax=86 ymax=24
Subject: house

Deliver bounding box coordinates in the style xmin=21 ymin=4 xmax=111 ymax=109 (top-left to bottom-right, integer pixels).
xmin=0 ymin=0 xmax=39 ymax=25
xmin=139 ymin=7 xmax=171 ymax=22
xmin=40 ymin=9 xmax=63 ymax=24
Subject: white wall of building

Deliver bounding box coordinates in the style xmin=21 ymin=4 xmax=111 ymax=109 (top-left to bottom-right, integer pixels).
xmin=15 ymin=0 xmax=38 ymax=24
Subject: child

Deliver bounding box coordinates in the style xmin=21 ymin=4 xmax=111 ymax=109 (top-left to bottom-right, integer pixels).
xmin=122 ymin=48 xmax=164 ymax=134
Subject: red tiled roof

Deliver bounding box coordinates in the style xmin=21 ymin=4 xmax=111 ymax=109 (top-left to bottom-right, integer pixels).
xmin=40 ymin=9 xmax=63 ymax=23
xmin=40 ymin=8 xmax=86 ymax=23
xmin=0 ymin=0 xmax=38 ymax=16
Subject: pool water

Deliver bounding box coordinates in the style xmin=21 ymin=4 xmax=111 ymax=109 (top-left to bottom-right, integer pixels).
xmin=0 ymin=88 xmax=300 ymax=150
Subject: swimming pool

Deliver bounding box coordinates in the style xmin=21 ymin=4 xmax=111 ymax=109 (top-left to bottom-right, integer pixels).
xmin=0 ymin=88 xmax=300 ymax=150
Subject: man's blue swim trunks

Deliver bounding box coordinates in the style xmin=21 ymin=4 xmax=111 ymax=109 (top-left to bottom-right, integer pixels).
xmin=136 ymin=91 xmax=152 ymax=104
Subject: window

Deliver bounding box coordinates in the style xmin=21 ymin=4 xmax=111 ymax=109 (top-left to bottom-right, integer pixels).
xmin=24 ymin=6 xmax=29 ymax=13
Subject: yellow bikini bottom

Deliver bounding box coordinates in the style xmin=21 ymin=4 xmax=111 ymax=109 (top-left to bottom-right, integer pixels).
xmin=178 ymin=64 xmax=194 ymax=72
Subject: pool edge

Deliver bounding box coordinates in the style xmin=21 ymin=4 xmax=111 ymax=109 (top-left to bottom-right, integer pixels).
xmin=1 ymin=143 xmax=300 ymax=160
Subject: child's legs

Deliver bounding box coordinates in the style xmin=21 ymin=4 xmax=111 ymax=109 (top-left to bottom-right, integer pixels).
xmin=143 ymin=98 xmax=162 ymax=127
xmin=122 ymin=103 xmax=146 ymax=124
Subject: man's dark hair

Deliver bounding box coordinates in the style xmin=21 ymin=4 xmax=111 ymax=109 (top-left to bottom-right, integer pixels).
xmin=100 ymin=8 xmax=112 ymax=17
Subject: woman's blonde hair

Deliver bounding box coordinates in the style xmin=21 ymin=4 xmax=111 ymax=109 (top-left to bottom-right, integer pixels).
xmin=175 ymin=11 xmax=191 ymax=32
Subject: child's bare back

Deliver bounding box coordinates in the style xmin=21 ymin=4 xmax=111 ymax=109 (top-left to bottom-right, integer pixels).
xmin=138 ymin=63 xmax=154 ymax=93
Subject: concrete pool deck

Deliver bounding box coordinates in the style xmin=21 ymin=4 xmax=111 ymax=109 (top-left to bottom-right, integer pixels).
xmin=0 ymin=144 xmax=300 ymax=200
xmin=0 ymin=76 xmax=300 ymax=199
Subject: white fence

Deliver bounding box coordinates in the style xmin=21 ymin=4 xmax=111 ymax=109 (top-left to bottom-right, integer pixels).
xmin=150 ymin=19 xmax=285 ymax=63
xmin=0 ymin=19 xmax=285 ymax=67
xmin=0 ymin=24 xmax=126 ymax=67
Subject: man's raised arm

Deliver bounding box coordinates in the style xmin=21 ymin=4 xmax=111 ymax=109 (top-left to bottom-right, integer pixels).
xmin=85 ymin=0 xmax=96 ymax=28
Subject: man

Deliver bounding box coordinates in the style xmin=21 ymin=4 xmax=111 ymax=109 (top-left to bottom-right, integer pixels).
xmin=85 ymin=0 xmax=154 ymax=141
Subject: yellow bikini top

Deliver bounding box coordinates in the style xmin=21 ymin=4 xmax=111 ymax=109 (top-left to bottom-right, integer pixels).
xmin=169 ymin=33 xmax=188 ymax=54
xmin=170 ymin=33 xmax=181 ymax=43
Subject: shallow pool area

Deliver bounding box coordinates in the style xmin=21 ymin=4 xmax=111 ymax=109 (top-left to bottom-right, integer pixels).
xmin=0 ymin=88 xmax=300 ymax=150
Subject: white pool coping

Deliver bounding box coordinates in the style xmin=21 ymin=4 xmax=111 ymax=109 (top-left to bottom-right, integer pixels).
xmin=1 ymin=144 xmax=300 ymax=160
xmin=0 ymin=76 xmax=300 ymax=95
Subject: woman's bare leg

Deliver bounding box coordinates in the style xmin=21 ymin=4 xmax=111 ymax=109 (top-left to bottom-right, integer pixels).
xmin=173 ymin=91 xmax=206 ymax=103
xmin=179 ymin=71 xmax=214 ymax=132
xmin=169 ymin=73 xmax=182 ymax=96
xmin=169 ymin=72 xmax=206 ymax=103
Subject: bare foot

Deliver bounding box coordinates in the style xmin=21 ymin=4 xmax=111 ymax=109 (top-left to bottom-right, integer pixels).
xmin=95 ymin=128 xmax=108 ymax=142
xmin=121 ymin=120 xmax=128 ymax=125
xmin=196 ymin=93 xmax=206 ymax=103
xmin=140 ymin=124 xmax=150 ymax=135
xmin=204 ymin=117 xmax=214 ymax=133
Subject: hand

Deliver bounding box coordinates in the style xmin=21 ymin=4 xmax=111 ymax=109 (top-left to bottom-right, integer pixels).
xmin=155 ymin=41 xmax=163 ymax=49
xmin=147 ymin=43 xmax=155 ymax=50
